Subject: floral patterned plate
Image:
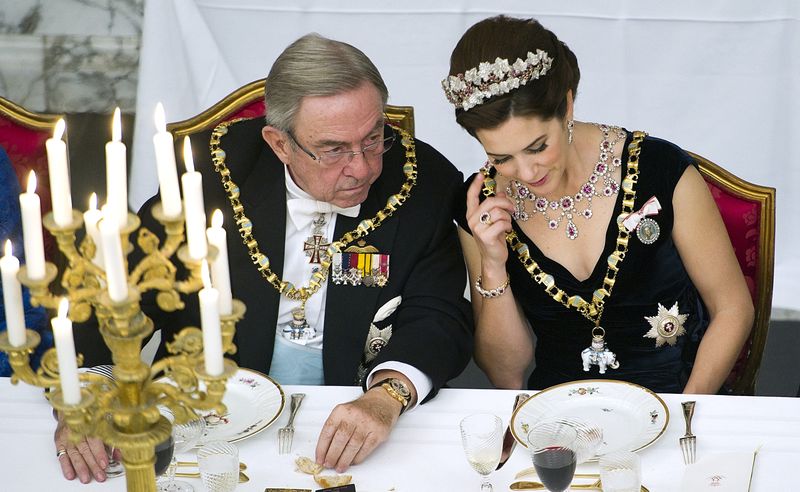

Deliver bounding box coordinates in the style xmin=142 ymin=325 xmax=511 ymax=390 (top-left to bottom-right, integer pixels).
xmin=198 ymin=368 xmax=285 ymax=444
xmin=510 ymin=379 xmax=669 ymax=458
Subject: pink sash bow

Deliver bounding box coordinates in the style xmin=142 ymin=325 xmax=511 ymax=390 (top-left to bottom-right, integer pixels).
xmin=622 ymin=196 xmax=661 ymax=232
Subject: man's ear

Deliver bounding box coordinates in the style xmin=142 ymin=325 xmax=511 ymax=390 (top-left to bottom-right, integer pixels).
xmin=262 ymin=126 xmax=291 ymax=164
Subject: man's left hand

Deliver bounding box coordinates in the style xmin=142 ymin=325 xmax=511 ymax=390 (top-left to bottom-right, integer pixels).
xmin=314 ymin=388 xmax=402 ymax=472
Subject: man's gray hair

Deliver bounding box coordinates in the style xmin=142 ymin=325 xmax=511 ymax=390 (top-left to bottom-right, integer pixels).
xmin=264 ymin=33 xmax=389 ymax=132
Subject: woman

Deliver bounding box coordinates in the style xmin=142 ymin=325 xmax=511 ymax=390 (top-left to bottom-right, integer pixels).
xmin=443 ymin=16 xmax=752 ymax=393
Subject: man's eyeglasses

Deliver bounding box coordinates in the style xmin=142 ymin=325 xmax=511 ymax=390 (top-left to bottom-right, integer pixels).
xmin=287 ymin=126 xmax=396 ymax=167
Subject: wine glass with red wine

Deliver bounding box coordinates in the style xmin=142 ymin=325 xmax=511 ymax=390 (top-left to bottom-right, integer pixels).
xmin=154 ymin=434 xmax=176 ymax=479
xmin=154 ymin=407 xmax=177 ymax=488
xmin=156 ymin=405 xmax=206 ymax=491
xmin=527 ymin=421 xmax=579 ymax=492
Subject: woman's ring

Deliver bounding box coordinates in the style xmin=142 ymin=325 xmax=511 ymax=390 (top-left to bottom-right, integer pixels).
xmin=479 ymin=212 xmax=493 ymax=225
xmin=56 ymin=449 xmax=67 ymax=459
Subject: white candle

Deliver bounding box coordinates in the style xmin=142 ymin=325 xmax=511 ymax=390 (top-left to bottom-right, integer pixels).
xmin=181 ymin=137 xmax=208 ymax=260
xmin=45 ymin=119 xmax=73 ymax=226
xmin=19 ymin=171 xmax=46 ymax=280
xmin=199 ymin=260 xmax=223 ymax=376
xmin=52 ymin=298 xmax=81 ymax=405
xmin=83 ymin=193 xmax=104 ymax=267
xmin=1 ymin=241 xmax=26 ymax=346
xmin=153 ymin=103 xmax=182 ymax=219
xmin=206 ymin=210 xmax=232 ymax=315
xmin=99 ymin=214 xmax=128 ymax=302
xmin=105 ymin=108 xmax=128 ymax=228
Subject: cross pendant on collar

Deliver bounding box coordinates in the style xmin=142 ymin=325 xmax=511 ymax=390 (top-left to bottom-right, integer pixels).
xmin=304 ymin=233 xmax=331 ymax=264
xmin=304 ymin=213 xmax=330 ymax=264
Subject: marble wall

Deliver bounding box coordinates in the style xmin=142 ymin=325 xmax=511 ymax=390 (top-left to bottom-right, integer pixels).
xmin=0 ymin=0 xmax=143 ymax=113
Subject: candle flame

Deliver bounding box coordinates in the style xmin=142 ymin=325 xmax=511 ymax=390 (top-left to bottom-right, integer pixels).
xmin=26 ymin=171 xmax=37 ymax=194
xmin=154 ymin=102 xmax=166 ymax=132
xmin=183 ymin=136 xmax=195 ymax=172
xmin=58 ymin=297 xmax=69 ymax=319
xmin=4 ymin=240 xmax=11 ymax=257
xmin=201 ymin=259 xmax=212 ymax=289
xmin=211 ymin=209 xmax=223 ymax=228
xmin=89 ymin=192 xmax=98 ymax=211
xmin=112 ymin=107 xmax=122 ymax=142
xmin=53 ymin=118 xmax=66 ymax=141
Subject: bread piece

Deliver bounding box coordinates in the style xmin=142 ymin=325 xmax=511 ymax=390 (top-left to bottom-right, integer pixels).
xmin=314 ymin=474 xmax=353 ymax=488
xmin=295 ymin=456 xmax=324 ymax=475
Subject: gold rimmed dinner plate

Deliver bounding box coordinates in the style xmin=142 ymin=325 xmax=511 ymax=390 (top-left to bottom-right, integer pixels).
xmin=511 ymin=379 xmax=669 ymax=458
xmin=160 ymin=368 xmax=285 ymax=444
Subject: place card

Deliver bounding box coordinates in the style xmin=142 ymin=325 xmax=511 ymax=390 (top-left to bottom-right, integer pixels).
xmin=680 ymin=449 xmax=758 ymax=491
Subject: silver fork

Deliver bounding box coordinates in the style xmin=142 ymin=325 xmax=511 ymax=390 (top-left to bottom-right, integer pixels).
xmin=278 ymin=393 xmax=305 ymax=454
xmin=680 ymin=400 xmax=697 ymax=464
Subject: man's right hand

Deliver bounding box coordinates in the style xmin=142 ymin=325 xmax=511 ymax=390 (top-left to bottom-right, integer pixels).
xmin=54 ymin=413 xmax=109 ymax=483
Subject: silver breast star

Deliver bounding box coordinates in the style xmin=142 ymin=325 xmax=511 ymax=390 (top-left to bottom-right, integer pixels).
xmin=643 ymin=302 xmax=688 ymax=347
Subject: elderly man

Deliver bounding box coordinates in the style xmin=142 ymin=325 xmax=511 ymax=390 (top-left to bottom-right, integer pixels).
xmin=57 ymin=33 xmax=473 ymax=483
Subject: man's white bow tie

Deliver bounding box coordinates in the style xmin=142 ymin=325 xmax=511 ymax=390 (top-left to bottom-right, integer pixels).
xmin=287 ymin=198 xmax=361 ymax=231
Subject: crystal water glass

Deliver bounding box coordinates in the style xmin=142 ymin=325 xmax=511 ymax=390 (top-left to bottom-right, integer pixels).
xmin=197 ymin=440 xmax=239 ymax=492
xmin=599 ymin=451 xmax=641 ymax=492
xmin=460 ymin=413 xmax=503 ymax=492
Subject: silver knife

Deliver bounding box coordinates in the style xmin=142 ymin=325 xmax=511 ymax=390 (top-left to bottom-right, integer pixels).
xmin=496 ymin=392 xmax=531 ymax=470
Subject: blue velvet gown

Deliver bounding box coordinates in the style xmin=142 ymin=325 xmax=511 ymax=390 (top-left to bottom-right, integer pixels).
xmin=0 ymin=147 xmax=51 ymax=376
xmin=464 ymin=131 xmax=709 ymax=394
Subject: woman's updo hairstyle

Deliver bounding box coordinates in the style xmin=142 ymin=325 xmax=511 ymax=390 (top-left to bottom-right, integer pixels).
xmin=447 ymin=15 xmax=580 ymax=137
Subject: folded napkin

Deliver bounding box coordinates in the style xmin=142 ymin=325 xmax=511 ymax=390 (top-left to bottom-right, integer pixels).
xmin=681 ymin=449 xmax=758 ymax=491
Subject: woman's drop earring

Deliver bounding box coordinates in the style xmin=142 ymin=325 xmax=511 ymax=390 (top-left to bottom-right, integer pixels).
xmin=567 ymin=119 xmax=574 ymax=145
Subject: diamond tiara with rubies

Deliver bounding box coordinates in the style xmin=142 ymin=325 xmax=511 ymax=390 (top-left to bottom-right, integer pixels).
xmin=442 ymin=49 xmax=554 ymax=111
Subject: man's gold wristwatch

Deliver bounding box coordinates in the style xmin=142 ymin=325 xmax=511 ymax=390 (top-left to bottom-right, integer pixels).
xmin=372 ymin=377 xmax=411 ymax=414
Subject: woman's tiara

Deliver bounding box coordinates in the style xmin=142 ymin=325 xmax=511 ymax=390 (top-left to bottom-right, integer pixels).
xmin=442 ymin=49 xmax=553 ymax=111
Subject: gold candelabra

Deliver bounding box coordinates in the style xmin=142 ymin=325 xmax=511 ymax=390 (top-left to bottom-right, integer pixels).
xmin=0 ymin=203 xmax=243 ymax=492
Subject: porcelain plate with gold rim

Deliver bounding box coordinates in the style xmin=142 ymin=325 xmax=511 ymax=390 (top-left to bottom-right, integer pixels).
xmin=161 ymin=368 xmax=285 ymax=444
xmin=510 ymin=379 xmax=668 ymax=459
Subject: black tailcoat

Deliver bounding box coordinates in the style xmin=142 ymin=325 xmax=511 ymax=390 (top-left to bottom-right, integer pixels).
xmin=81 ymin=118 xmax=473 ymax=401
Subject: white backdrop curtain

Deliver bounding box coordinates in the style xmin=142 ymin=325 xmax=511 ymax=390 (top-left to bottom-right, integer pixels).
xmin=131 ymin=0 xmax=800 ymax=311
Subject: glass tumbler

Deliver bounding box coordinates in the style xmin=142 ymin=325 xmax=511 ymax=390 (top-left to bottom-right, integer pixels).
xmin=599 ymin=451 xmax=641 ymax=492
xmin=197 ymin=440 xmax=239 ymax=492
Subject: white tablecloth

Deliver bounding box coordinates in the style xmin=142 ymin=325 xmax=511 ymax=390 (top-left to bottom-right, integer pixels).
xmin=131 ymin=0 xmax=800 ymax=312
xmin=1 ymin=377 xmax=798 ymax=491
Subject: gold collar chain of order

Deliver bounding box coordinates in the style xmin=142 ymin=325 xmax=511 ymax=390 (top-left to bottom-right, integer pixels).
xmin=209 ymin=119 xmax=418 ymax=303
xmin=480 ymin=130 xmax=646 ymax=325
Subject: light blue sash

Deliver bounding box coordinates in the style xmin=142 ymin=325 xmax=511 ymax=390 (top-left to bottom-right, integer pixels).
xmin=269 ymin=334 xmax=324 ymax=385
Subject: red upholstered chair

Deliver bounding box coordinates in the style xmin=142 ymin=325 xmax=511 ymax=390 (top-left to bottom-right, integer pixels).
xmin=690 ymin=152 xmax=776 ymax=395
xmin=0 ymin=97 xmax=65 ymax=261
xmin=167 ymin=78 xmax=414 ymax=137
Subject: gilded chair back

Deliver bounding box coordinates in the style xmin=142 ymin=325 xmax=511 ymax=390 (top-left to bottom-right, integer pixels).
xmin=0 ymin=97 xmax=64 ymax=261
xmin=690 ymin=152 xmax=776 ymax=395
xmin=167 ymin=78 xmax=415 ymax=138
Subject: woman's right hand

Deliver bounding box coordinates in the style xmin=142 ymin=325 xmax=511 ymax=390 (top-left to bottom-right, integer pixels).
xmin=465 ymin=173 xmax=516 ymax=271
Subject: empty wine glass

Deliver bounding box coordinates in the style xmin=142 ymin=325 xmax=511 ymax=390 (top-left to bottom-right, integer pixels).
xmin=527 ymin=421 xmax=579 ymax=492
xmin=460 ymin=413 xmax=503 ymax=492
xmin=104 ymin=444 xmax=125 ymax=478
xmin=157 ymin=406 xmax=207 ymax=491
